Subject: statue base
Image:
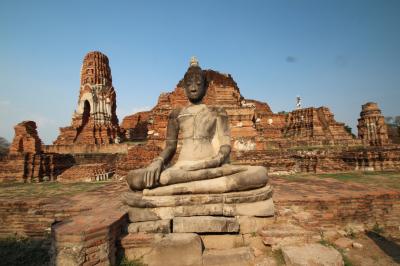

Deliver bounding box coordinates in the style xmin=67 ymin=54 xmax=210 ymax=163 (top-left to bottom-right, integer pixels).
xmin=121 ymin=185 xmax=275 ymax=266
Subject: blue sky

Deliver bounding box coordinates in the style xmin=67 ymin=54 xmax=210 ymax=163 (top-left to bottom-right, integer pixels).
xmin=1 ymin=0 xmax=399 ymax=144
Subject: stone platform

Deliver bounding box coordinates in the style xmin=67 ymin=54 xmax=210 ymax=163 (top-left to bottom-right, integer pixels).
xmin=2 ymin=176 xmax=395 ymax=265
xmin=123 ymin=184 xmax=274 ymax=221
xmin=120 ymin=184 xmax=275 ymax=266
xmin=273 ymin=176 xmax=400 ymax=232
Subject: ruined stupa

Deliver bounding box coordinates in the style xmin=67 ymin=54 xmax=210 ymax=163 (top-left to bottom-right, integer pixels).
xmin=54 ymin=51 xmax=120 ymax=145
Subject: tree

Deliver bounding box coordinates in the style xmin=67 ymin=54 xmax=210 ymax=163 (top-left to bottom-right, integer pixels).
xmin=344 ymin=125 xmax=356 ymax=138
xmin=395 ymin=116 xmax=400 ymax=127
xmin=0 ymin=137 xmax=10 ymax=156
xmin=385 ymin=116 xmax=394 ymax=125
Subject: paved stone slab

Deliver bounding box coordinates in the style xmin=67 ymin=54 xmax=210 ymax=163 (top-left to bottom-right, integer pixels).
xmin=127 ymin=219 xmax=171 ymax=234
xmin=124 ymin=233 xmax=202 ymax=266
xmin=201 ymin=235 xmax=244 ymax=250
xmin=173 ymin=216 xmax=239 ymax=233
xmin=128 ymin=207 xmax=161 ymax=222
xmin=202 ymin=247 xmax=254 ymax=266
xmin=223 ymin=198 xmax=274 ymax=217
xmin=238 ymin=216 xmax=274 ymax=234
xmin=281 ymin=244 xmax=343 ymax=266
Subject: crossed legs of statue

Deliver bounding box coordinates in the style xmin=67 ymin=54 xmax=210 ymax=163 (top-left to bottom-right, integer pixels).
xmin=127 ymin=164 xmax=268 ymax=196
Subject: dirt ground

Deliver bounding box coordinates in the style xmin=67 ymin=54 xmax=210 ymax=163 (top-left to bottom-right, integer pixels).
xmin=343 ymin=232 xmax=400 ymax=266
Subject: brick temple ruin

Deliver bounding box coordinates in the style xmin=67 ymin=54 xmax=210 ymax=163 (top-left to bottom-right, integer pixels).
xmin=54 ymin=51 xmax=121 ymax=145
xmin=1 ymin=52 xmax=400 ymax=266
xmin=1 ymin=51 xmax=400 ymax=182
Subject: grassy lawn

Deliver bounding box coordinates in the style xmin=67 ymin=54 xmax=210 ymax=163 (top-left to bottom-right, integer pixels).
xmin=279 ymin=171 xmax=400 ymax=190
xmin=0 ymin=237 xmax=51 ymax=266
xmin=0 ymin=181 xmax=112 ymax=198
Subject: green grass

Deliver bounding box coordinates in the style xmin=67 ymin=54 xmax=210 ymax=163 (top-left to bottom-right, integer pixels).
xmin=118 ymin=257 xmax=147 ymax=266
xmin=0 ymin=181 xmax=111 ymax=198
xmin=279 ymin=171 xmax=400 ymax=190
xmin=272 ymin=249 xmax=286 ymax=266
xmin=0 ymin=237 xmax=50 ymax=266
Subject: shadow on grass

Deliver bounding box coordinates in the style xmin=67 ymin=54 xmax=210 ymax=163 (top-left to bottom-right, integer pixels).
xmin=0 ymin=237 xmax=50 ymax=266
xmin=366 ymin=231 xmax=400 ymax=263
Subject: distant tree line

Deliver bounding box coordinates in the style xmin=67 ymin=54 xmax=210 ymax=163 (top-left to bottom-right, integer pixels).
xmin=385 ymin=116 xmax=400 ymax=144
xmin=344 ymin=125 xmax=356 ymax=138
xmin=385 ymin=116 xmax=400 ymax=127
xmin=0 ymin=137 xmax=10 ymax=156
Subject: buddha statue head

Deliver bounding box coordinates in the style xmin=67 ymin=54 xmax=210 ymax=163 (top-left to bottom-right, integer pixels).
xmin=183 ymin=57 xmax=207 ymax=104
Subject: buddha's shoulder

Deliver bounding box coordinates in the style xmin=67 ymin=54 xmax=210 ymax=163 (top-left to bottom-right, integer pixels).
xmin=208 ymin=106 xmax=228 ymax=116
xmin=168 ymin=107 xmax=182 ymax=119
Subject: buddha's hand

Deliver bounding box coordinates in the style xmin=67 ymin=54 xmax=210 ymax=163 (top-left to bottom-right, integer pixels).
xmin=144 ymin=159 xmax=163 ymax=188
xmin=181 ymin=154 xmax=224 ymax=171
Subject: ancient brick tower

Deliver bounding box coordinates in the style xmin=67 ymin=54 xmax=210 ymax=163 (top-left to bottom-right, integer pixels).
xmin=9 ymin=121 xmax=42 ymax=154
xmin=357 ymin=102 xmax=389 ymax=146
xmin=54 ymin=51 xmax=120 ymax=145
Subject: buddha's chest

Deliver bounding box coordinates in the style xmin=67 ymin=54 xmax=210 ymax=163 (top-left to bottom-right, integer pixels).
xmin=178 ymin=105 xmax=217 ymax=139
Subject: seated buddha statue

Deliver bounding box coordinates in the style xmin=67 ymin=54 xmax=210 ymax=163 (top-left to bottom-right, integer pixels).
xmin=126 ymin=58 xmax=268 ymax=196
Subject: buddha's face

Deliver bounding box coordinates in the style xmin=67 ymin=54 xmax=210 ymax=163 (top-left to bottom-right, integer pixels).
xmin=184 ymin=70 xmax=206 ymax=104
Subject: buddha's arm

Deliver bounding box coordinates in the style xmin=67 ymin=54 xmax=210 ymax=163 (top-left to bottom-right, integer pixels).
xmin=182 ymin=107 xmax=231 ymax=171
xmin=157 ymin=108 xmax=180 ymax=163
xmin=144 ymin=108 xmax=180 ymax=187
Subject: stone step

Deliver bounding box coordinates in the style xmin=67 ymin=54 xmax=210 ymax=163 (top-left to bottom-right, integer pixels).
xmin=123 ymin=233 xmax=202 ymax=266
xmin=281 ymin=244 xmax=344 ymax=266
xmin=173 ymin=216 xmax=239 ymax=233
xmin=200 ymin=235 xmax=244 ymax=250
xmin=127 ymin=219 xmax=171 ymax=234
xmin=202 ymin=247 xmax=255 ymax=266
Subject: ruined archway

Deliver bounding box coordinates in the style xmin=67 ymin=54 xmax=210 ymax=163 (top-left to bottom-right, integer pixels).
xmin=74 ymin=100 xmax=91 ymax=142
xmin=81 ymin=100 xmax=91 ymax=127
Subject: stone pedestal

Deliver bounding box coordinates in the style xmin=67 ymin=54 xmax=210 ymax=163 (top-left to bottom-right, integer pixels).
xmin=121 ymin=185 xmax=275 ymax=266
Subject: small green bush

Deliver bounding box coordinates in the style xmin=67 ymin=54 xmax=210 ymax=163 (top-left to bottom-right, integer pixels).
xmin=0 ymin=236 xmax=50 ymax=266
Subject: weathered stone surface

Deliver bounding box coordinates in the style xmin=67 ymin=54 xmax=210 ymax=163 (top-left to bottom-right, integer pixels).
xmin=128 ymin=207 xmax=163 ymax=222
xmin=334 ymin=237 xmax=353 ymax=249
xmin=128 ymin=198 xmax=274 ymax=221
xmin=281 ymin=244 xmax=344 ymax=266
xmin=124 ymin=233 xmax=202 ymax=266
xmin=238 ymin=216 xmax=274 ymax=234
xmin=173 ymin=216 xmax=239 ymax=233
xmin=242 ymin=234 xmax=269 ymax=253
xmin=260 ymin=224 xmax=320 ymax=250
xmin=120 ymin=232 xmax=164 ymax=249
xmin=200 ymin=235 xmax=244 ymax=250
xmin=127 ymin=220 xmax=171 ymax=234
xmin=128 ymin=204 xmax=223 ymax=221
xmin=202 ymin=247 xmax=254 ymax=266
xmin=224 ymin=198 xmax=274 ymax=217
xmin=123 ymin=185 xmax=273 ymax=208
